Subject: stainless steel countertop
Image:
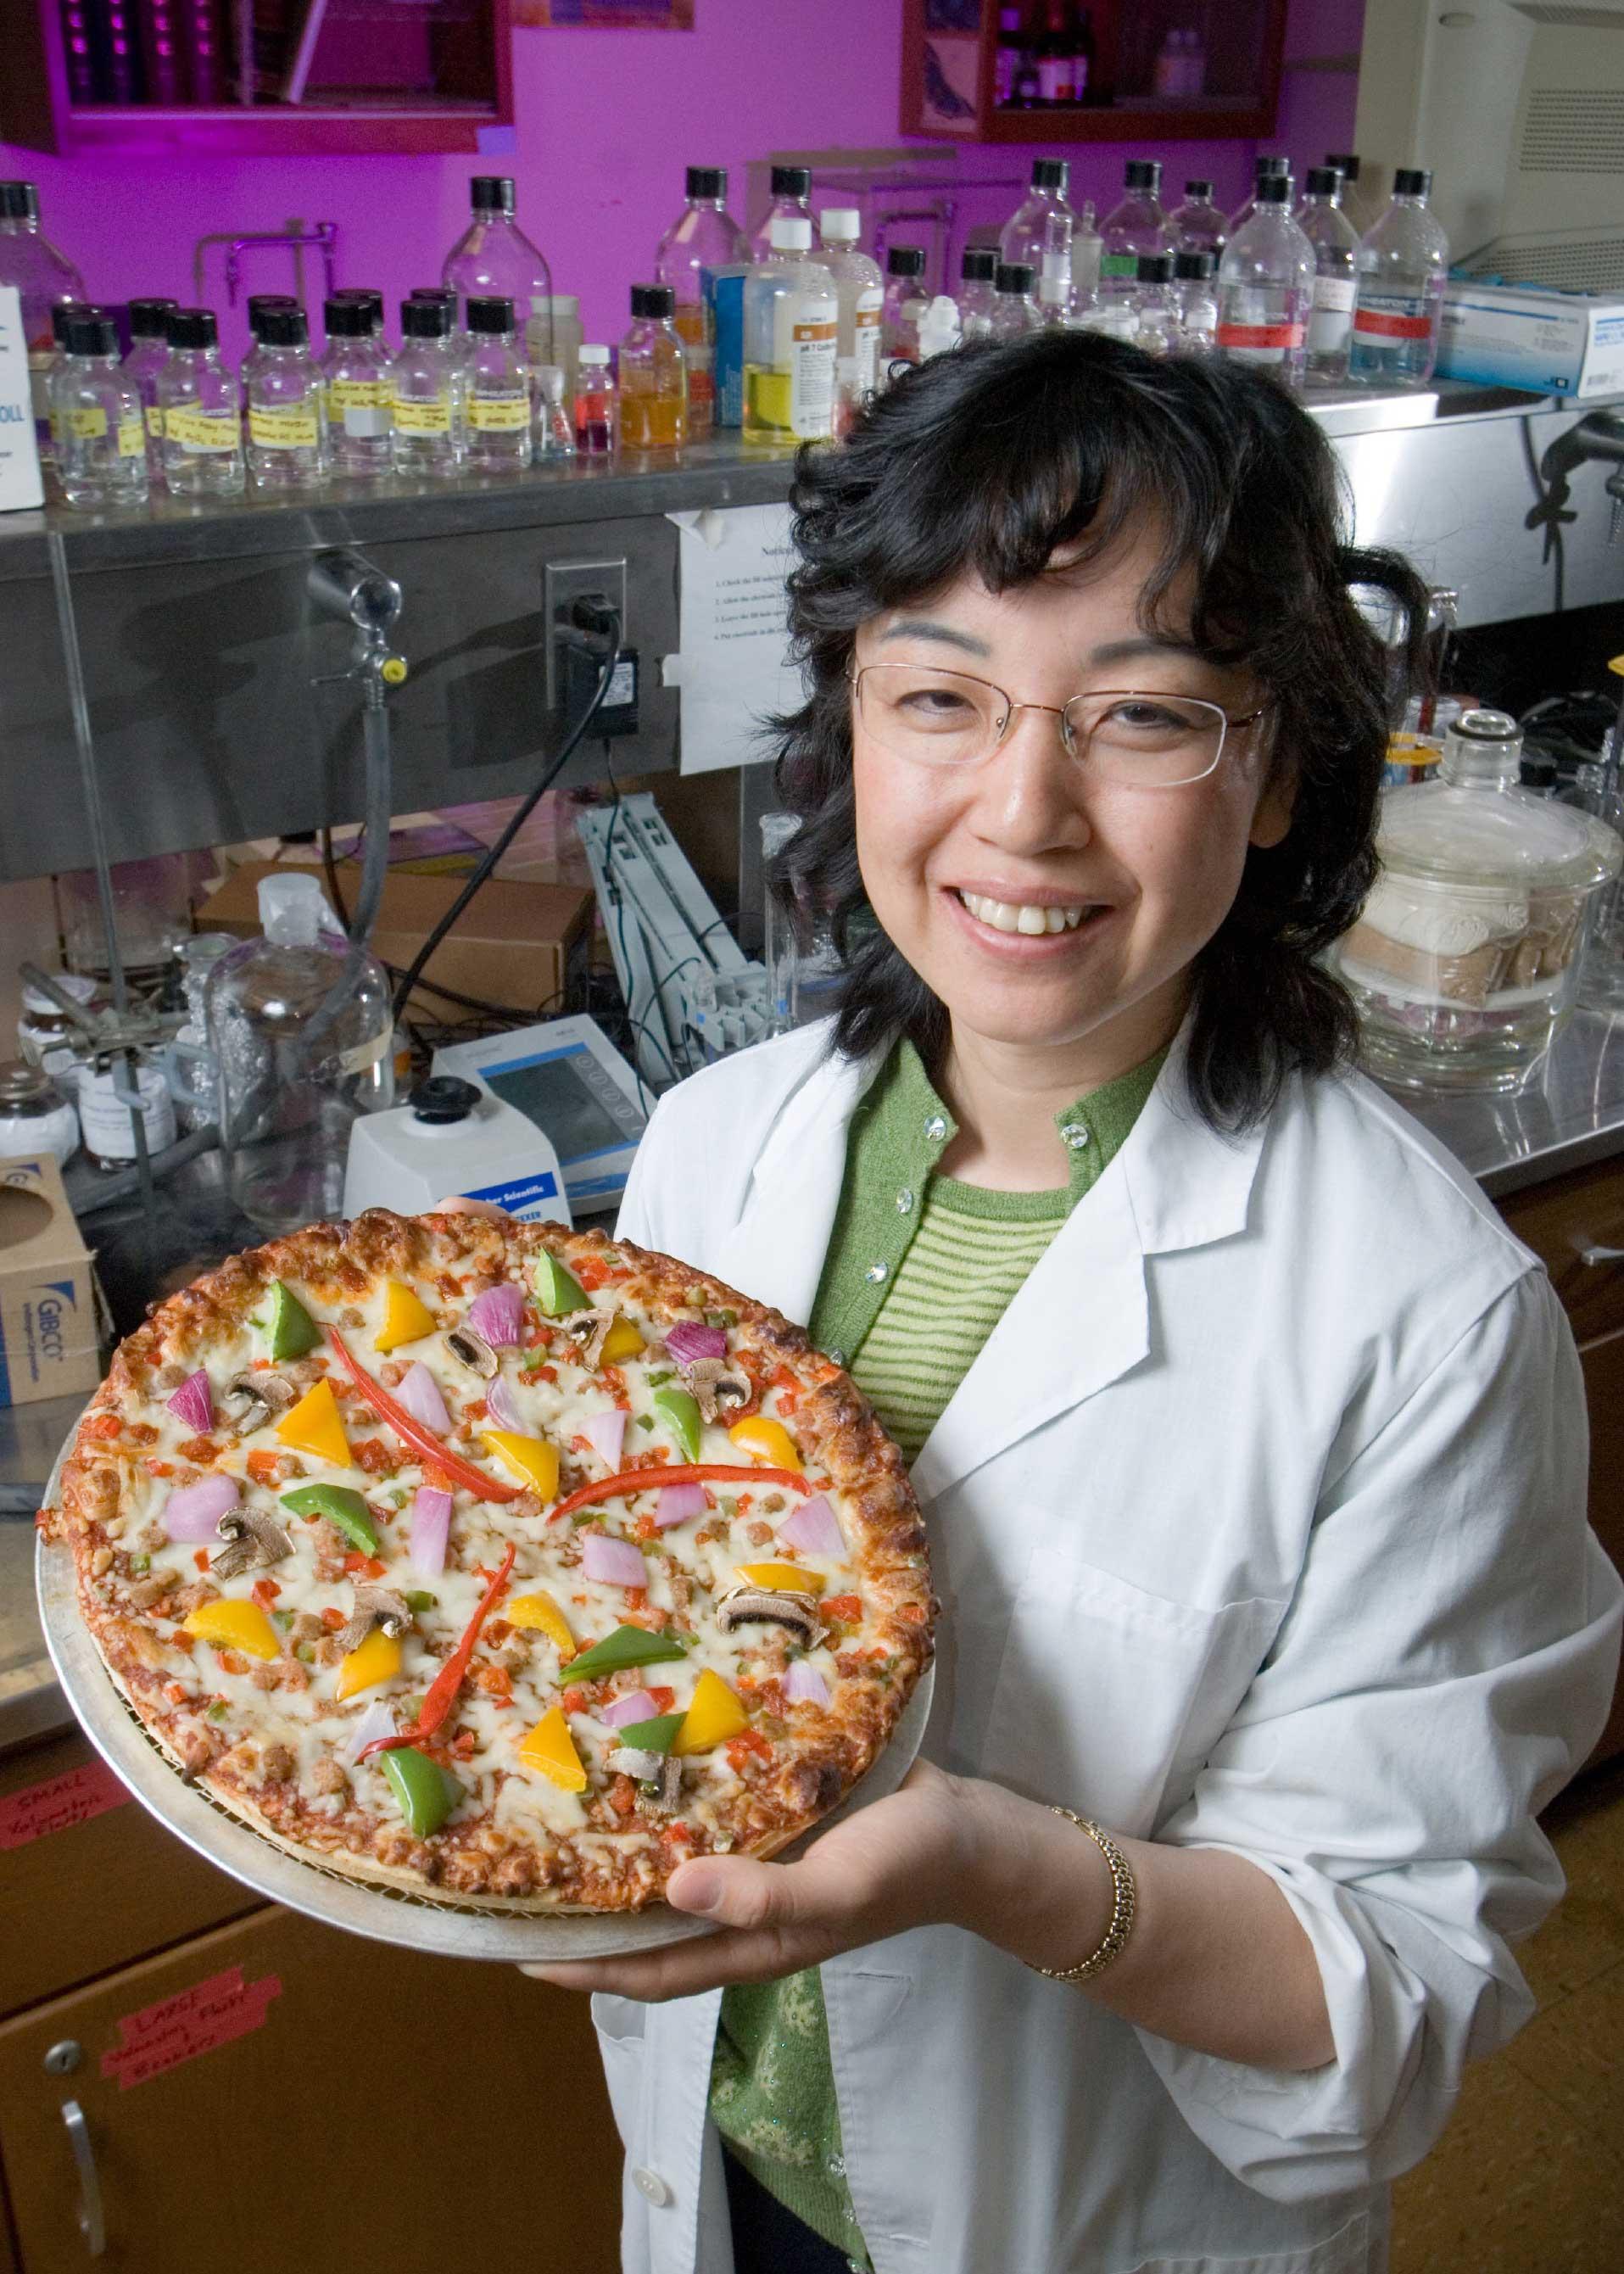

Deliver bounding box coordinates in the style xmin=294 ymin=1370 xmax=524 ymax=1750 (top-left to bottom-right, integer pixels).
xmin=8 ymin=1005 xmax=1624 ymax=1753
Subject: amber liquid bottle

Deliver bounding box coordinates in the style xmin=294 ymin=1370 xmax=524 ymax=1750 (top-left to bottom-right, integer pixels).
xmin=618 ymin=282 xmax=688 ymax=454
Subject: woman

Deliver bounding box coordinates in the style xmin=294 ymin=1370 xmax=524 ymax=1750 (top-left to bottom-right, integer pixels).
xmin=524 ymin=334 xmax=1622 ymax=2274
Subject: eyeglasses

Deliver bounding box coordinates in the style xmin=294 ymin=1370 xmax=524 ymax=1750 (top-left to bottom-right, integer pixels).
xmin=847 ymin=659 xmax=1270 ymax=788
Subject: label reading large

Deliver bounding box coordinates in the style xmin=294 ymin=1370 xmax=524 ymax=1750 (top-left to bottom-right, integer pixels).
xmin=101 ymin=1967 xmax=282 ymax=2092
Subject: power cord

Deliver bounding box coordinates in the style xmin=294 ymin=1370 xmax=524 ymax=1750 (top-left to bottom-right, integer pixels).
xmin=389 ymin=603 xmax=624 ymax=1023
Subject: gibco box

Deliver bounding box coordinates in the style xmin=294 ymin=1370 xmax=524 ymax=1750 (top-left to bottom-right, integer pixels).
xmin=1437 ymin=282 xmax=1624 ymax=401
xmin=0 ymin=1156 xmax=99 ymax=1409
xmin=0 ymin=286 xmax=45 ymax=513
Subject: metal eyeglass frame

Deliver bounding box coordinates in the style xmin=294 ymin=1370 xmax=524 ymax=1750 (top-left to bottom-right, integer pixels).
xmin=846 ymin=656 xmax=1271 ymax=786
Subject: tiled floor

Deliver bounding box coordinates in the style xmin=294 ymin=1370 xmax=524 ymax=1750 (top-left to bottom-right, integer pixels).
xmin=1392 ymin=1756 xmax=1624 ymax=2273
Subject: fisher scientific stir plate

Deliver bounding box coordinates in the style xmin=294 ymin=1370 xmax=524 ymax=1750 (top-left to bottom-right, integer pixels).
xmin=36 ymin=1431 xmax=935 ymax=1963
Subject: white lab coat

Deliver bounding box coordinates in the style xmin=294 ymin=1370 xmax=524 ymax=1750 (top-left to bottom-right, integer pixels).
xmin=594 ymin=1019 xmax=1622 ymax=2274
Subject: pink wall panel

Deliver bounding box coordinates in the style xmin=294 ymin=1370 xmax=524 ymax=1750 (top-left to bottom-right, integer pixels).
xmin=1 ymin=0 xmax=1364 ymax=361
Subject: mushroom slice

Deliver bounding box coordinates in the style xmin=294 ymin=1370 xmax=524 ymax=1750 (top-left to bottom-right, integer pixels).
xmin=606 ymin=1745 xmax=665 ymax=1783
xmin=714 ymin=1584 xmax=827 ymax=1648
xmin=443 ymin=1327 xmax=498 ymax=1379
xmin=562 ymin=1307 xmax=618 ymax=1371
xmin=220 ymin=1371 xmax=296 ymax=1434
xmin=635 ymin=1757 xmax=685 ymax=1819
xmin=678 ymin=1357 xmax=752 ymax=1423
xmin=211 ymin=1505 xmax=293 ymax=1580
xmin=333 ymin=1584 xmax=415 ymax=1656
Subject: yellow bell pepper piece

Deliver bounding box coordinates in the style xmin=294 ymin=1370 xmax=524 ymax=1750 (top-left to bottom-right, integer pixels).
xmin=600 ymin=1315 xmax=645 ymax=1364
xmin=275 ymin=1377 xmax=351 ymax=1468
xmin=505 ymin=1590 xmax=576 ymax=1659
xmin=728 ymin=1416 xmax=802 ymax=1472
xmin=181 ymin=1600 xmax=282 ymax=1661
xmin=482 ymin=1431 xmax=560 ymax=1499
xmin=375 ymin=1280 xmax=437 ymax=1353
xmin=519 ymin=1703 xmax=587 ymax=1791
xmin=734 ymin=1562 xmax=826 ymax=1597
xmin=335 ymin=1626 xmax=402 ymax=1701
xmin=671 ymin=1668 xmax=750 ymax=1757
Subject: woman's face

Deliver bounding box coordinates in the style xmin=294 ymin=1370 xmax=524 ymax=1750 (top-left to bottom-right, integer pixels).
xmin=850 ymin=524 xmax=1294 ymax=1066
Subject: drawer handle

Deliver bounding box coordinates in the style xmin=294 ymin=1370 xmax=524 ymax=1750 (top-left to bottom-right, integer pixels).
xmin=1576 ymin=1242 xmax=1624 ymax=1266
xmin=61 ymin=2099 xmax=105 ymax=2258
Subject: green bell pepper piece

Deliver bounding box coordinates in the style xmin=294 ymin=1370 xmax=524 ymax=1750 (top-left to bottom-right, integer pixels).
xmin=403 ymin=1590 xmax=438 ymax=1615
xmin=265 ymin=1280 xmax=321 ymax=1360
xmin=617 ymin=1712 xmax=686 ymax=1755
xmin=533 ymin=1253 xmax=589 ymax=1316
xmin=561 ymin=1624 xmax=689 ymax=1681
xmin=381 ymin=1747 xmax=462 ymax=1838
xmin=651 ymin=1384 xmax=702 ymax=1462
xmin=280 ymin=1483 xmax=380 ymax=1557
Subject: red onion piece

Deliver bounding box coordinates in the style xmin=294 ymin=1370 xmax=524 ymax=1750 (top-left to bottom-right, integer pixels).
xmin=582 ymin=1533 xmax=650 ymax=1589
xmin=468 ymin=1283 xmax=525 ymax=1348
xmin=409 ymin=1486 xmax=453 ymax=1576
xmin=580 ymin=1407 xmax=628 ymax=1470
xmin=599 ymin=1688 xmax=660 ymax=1729
xmin=775 ymin=1493 xmax=845 ymax=1558
xmin=165 ymin=1369 xmax=214 ymax=1435
xmin=343 ymin=1698 xmax=398 ymax=1764
xmin=394 ymin=1362 xmax=449 ymax=1436
xmin=163 ymin=1472 xmax=241 ymax=1541
xmin=485 ymin=1373 xmax=526 ymax=1434
xmin=654 ymin=1482 xmax=708 ymax=1528
xmin=666 ymin=1321 xmax=728 ymax=1366
xmin=783 ymin=1659 xmax=832 ymax=1708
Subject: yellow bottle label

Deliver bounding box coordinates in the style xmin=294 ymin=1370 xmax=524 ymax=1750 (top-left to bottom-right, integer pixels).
xmin=117 ymin=418 xmax=145 ymax=458
xmin=66 ymin=406 xmax=109 ymax=440
xmin=393 ymin=393 xmax=451 ymax=435
xmin=468 ymin=394 xmax=530 ymax=432
xmin=165 ymin=405 xmax=239 ymax=453
xmin=327 ymin=377 xmax=390 ymax=411
xmin=248 ymin=403 xmax=320 ymax=450
xmin=144 ymin=403 xmax=165 ymax=438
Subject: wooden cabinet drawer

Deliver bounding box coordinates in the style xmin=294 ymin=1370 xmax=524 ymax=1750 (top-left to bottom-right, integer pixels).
xmin=0 ymin=1732 xmax=261 ymax=2024
xmin=0 ymin=1905 xmax=623 ymax=2272
xmin=1498 ymin=1156 xmax=1624 ymax=1347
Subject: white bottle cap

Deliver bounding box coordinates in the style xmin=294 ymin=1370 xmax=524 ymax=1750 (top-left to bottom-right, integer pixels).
xmin=917 ymin=297 xmax=963 ymax=359
xmin=820 ymin=208 xmax=861 ymax=243
xmin=580 ymin=343 xmax=611 ymax=366
xmin=258 ymin=872 xmax=328 ymax=947
xmin=771 ymin=215 xmax=813 ymax=252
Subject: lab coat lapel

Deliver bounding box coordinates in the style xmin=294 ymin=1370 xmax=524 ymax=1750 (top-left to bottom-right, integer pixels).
xmin=712 ymin=1046 xmax=876 ymax=1331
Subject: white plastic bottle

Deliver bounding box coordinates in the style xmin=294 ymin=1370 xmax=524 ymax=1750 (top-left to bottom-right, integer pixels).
xmin=1099 ymin=159 xmax=1168 ymax=299
xmin=1217 ymin=177 xmax=1313 ymax=388
xmin=1297 ymin=166 xmax=1360 ymax=386
xmin=742 ymin=215 xmax=838 ymax=447
xmin=817 ymin=208 xmax=884 ymax=431
xmin=207 ymin=872 xmax=393 ymax=1236
xmin=1349 ymin=167 xmax=1450 ymax=389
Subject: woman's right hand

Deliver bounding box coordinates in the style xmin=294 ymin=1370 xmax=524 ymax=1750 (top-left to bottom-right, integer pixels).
xmin=427 ymin=1196 xmax=509 ymax=1220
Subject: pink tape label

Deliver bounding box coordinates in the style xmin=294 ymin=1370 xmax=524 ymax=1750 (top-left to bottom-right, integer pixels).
xmin=101 ymin=1967 xmax=282 ymax=2091
xmin=0 ymin=1757 xmax=130 ymax=1850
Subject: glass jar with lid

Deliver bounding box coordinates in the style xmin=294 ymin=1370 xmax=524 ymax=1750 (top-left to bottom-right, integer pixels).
xmin=0 ymin=1059 xmax=79 ymax=1165
xmin=19 ymin=971 xmax=101 ymax=1076
xmin=1331 ymin=708 xmax=1622 ymax=1092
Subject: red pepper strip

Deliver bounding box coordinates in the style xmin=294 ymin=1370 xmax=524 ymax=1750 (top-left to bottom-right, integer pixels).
xmin=355 ymin=1542 xmax=516 ymax=1764
xmin=326 ymin=1327 xmax=518 ymax=1504
xmin=547 ymin=1463 xmax=812 ymax=1526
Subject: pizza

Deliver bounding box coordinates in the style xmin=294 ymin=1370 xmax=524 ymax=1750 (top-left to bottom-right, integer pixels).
xmin=42 ymin=1210 xmax=935 ymax=1911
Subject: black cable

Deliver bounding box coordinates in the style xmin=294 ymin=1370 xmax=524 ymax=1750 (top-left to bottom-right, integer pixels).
xmin=389 ymin=611 xmax=622 ymax=1022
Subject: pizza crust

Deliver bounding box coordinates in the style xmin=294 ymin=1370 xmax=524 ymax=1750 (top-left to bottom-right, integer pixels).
xmin=46 ymin=1212 xmax=936 ymax=1912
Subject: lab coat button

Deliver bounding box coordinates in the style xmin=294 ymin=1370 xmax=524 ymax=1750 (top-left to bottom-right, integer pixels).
xmin=632 ymin=2167 xmax=672 ymax=2207
xmin=1061 ymin=1122 xmax=1091 ymax=1150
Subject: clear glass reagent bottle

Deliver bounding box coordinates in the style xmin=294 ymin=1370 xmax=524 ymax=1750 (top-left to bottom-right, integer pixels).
xmin=656 ymin=166 xmax=751 ymax=440
xmin=1099 ymin=159 xmax=1168 ymax=298
xmin=619 ymin=282 xmax=688 ymax=455
xmin=990 ymin=260 xmax=1040 ymax=339
xmin=158 ymin=306 xmax=244 ymax=496
xmin=1349 ymin=166 xmax=1450 ymax=389
xmin=391 ymin=294 xmax=466 ymax=478
xmin=817 ymin=208 xmax=884 ymax=434
xmin=0 ymin=180 xmax=84 ymax=462
xmin=51 ymin=307 xmax=148 ymax=509
xmin=1298 ymin=166 xmax=1359 ymax=386
xmin=1173 ymin=249 xmax=1219 ymax=355
xmin=1000 ymin=157 xmax=1075 ymax=277
xmin=245 ymin=302 xmax=328 ymax=491
xmin=321 ymin=295 xmax=393 ymax=478
xmin=574 ymin=344 xmax=616 ymax=455
xmin=957 ymin=246 xmax=999 ymax=342
xmin=1168 ymin=178 xmax=1227 ymax=260
xmin=751 ymin=165 xmax=812 ymax=264
xmin=443 ymin=176 xmax=555 ymax=367
xmin=1231 ymin=154 xmax=1292 ymax=239
xmin=122 ymin=297 xmax=176 ymax=490
xmin=880 ymin=243 xmax=929 ymax=366
xmin=1216 ymin=176 xmax=1314 ymax=389
xmin=532 ymin=364 xmax=577 ymax=462
xmin=1130 ymin=253 xmax=1180 ymax=357
xmin=465 ymin=293 xmax=532 ymax=470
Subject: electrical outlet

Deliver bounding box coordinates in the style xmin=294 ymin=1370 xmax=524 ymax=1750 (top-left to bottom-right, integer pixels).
xmin=544 ymin=557 xmax=628 ymax=710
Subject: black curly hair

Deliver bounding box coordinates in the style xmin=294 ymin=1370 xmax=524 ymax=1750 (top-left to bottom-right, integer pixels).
xmin=767 ymin=330 xmax=1428 ymax=1132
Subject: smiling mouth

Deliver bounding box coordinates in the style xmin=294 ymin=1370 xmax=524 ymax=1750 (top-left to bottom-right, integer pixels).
xmin=955 ymin=889 xmax=1103 ymax=936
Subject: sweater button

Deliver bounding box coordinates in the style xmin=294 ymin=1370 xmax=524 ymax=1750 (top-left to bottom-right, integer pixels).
xmin=828 ymin=1348 xmax=846 ymax=1368
xmin=632 ymin=2167 xmax=672 ymax=2207
xmin=924 ymin=1114 xmax=948 ymax=1141
xmin=865 ymin=1261 xmax=889 ymax=1284
xmin=896 ymin=1187 xmax=914 ymax=1214
xmin=1060 ymin=1122 xmax=1091 ymax=1150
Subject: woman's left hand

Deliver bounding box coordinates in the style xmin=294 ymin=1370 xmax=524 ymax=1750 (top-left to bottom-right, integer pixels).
xmin=522 ymin=1758 xmax=984 ymax=2003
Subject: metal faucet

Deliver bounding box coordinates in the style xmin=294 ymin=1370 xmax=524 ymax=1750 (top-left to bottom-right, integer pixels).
xmin=1537 ymin=411 xmax=1624 ymax=546
xmin=308 ymin=550 xmax=407 ymax=698
xmin=191 ymin=221 xmax=338 ymax=310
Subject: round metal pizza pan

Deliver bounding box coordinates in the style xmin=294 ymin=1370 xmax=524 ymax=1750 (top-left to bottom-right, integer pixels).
xmin=36 ymin=1424 xmax=935 ymax=1963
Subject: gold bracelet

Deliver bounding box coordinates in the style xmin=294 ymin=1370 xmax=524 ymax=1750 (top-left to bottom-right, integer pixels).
xmin=1029 ymin=1808 xmax=1138 ymax=1985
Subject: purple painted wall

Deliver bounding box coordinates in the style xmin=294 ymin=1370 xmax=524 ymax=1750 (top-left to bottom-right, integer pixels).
xmin=1 ymin=0 xmax=1364 ymax=361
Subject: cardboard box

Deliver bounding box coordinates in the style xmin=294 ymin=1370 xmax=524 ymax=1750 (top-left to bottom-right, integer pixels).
xmin=194 ymin=863 xmax=594 ymax=1027
xmin=1437 ymin=282 xmax=1624 ymax=401
xmin=0 ymin=1156 xmax=99 ymax=1409
xmin=0 ymin=286 xmax=45 ymax=515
